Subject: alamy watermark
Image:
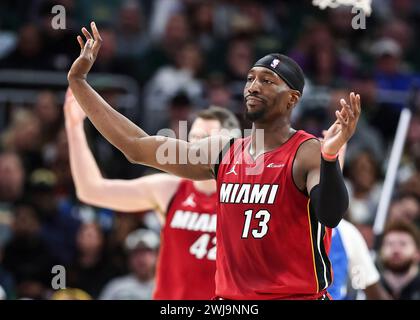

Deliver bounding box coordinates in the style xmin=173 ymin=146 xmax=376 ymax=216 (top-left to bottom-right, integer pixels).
xmin=51 ymin=5 xmax=66 ymax=30
xmin=351 ymin=7 xmax=366 ymax=30
xmin=155 ymin=123 xmax=268 ymax=176
xmin=51 ymin=265 xmax=66 ymax=290
xmin=351 ymin=265 xmax=368 ymax=290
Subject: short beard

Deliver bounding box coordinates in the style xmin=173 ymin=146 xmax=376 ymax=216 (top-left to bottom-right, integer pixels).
xmin=383 ymin=259 xmax=414 ymax=274
xmin=244 ymin=108 xmax=267 ymax=122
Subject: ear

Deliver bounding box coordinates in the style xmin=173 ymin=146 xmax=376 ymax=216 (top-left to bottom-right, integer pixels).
xmin=288 ymin=91 xmax=301 ymax=109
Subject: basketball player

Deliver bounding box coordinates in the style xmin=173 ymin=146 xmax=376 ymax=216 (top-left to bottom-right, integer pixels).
xmin=64 ymin=89 xmax=240 ymax=299
xmin=68 ymin=23 xmax=360 ymax=299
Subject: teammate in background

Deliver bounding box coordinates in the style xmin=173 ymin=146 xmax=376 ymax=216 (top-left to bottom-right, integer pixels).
xmin=68 ymin=23 xmax=360 ymax=299
xmin=64 ymin=89 xmax=240 ymax=299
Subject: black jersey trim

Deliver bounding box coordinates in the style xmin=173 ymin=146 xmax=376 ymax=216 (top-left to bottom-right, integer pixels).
xmin=213 ymin=138 xmax=236 ymax=180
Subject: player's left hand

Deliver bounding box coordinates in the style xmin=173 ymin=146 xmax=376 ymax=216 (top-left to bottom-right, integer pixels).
xmin=322 ymin=92 xmax=361 ymax=158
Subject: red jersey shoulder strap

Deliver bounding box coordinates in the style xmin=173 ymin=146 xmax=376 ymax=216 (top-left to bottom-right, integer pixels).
xmin=165 ymin=179 xmax=191 ymax=213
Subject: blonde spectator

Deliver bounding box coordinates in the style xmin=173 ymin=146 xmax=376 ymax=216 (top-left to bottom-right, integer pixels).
xmin=50 ymin=288 xmax=92 ymax=300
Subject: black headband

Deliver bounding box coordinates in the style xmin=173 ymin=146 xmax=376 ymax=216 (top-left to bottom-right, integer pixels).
xmin=253 ymin=53 xmax=305 ymax=94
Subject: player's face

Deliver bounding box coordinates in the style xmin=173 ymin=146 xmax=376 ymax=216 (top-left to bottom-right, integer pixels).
xmin=188 ymin=118 xmax=222 ymax=143
xmin=380 ymin=231 xmax=419 ymax=273
xmin=244 ymin=67 xmax=298 ymax=122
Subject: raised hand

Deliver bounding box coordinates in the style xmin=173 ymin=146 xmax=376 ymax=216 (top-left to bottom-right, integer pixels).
xmin=322 ymin=92 xmax=361 ymax=158
xmin=68 ymin=22 xmax=102 ymax=81
xmin=64 ymin=87 xmax=86 ymax=129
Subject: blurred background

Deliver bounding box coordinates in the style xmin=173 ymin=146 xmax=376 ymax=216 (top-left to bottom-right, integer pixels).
xmin=0 ymin=0 xmax=420 ymax=300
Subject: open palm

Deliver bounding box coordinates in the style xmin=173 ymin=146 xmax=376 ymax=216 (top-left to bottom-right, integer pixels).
xmin=322 ymin=92 xmax=361 ymax=156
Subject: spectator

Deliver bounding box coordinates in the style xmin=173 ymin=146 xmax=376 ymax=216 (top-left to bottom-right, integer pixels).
xmin=0 ymin=24 xmax=51 ymax=70
xmin=144 ymin=42 xmax=204 ymax=133
xmin=149 ymin=4 xmax=188 ymax=46
xmin=141 ymin=11 xmax=192 ymax=81
xmin=388 ymin=193 xmax=420 ymax=231
xmin=379 ymin=221 xmax=420 ymax=299
xmin=49 ymin=128 xmax=74 ymax=197
xmin=0 ymin=152 xmax=25 ymax=247
xmin=106 ymin=213 xmax=146 ymax=276
xmin=290 ymin=21 xmax=356 ymax=88
xmin=346 ymin=151 xmax=382 ymax=226
xmin=157 ymin=92 xmax=193 ymax=138
xmin=188 ymin=1 xmax=216 ymax=52
xmin=36 ymin=0 xmax=79 ymax=71
xmin=370 ymin=38 xmax=413 ymax=139
xmin=115 ymin=0 xmax=150 ymax=58
xmin=1 ymin=109 xmax=43 ymax=174
xmin=99 ymin=228 xmax=159 ymax=300
xmin=222 ymin=35 xmax=254 ymax=119
xmin=67 ymin=222 xmax=117 ymax=298
xmin=0 ymin=151 xmax=25 ymax=204
xmin=50 ymin=287 xmax=92 ymax=300
xmin=2 ymin=202 xmax=56 ymax=299
xmin=381 ymin=19 xmax=413 ymax=59
xmin=205 ymin=75 xmax=234 ymax=111
xmin=28 ymin=168 xmax=80 ymax=265
xmin=89 ymin=26 xmax=132 ymax=75
xmin=34 ymin=91 xmax=62 ymax=148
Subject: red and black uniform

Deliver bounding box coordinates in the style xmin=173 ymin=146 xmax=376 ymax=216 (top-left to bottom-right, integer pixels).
xmin=153 ymin=180 xmax=217 ymax=300
xmin=215 ymin=130 xmax=333 ymax=300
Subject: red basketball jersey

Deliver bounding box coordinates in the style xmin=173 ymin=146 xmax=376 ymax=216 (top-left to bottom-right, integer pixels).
xmin=153 ymin=179 xmax=217 ymax=299
xmin=215 ymin=130 xmax=333 ymax=300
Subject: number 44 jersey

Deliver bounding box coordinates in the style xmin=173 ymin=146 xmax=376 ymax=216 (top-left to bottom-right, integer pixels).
xmin=153 ymin=179 xmax=217 ymax=300
xmin=215 ymin=131 xmax=332 ymax=300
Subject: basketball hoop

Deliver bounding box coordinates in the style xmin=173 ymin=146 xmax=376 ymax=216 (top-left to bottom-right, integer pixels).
xmin=312 ymin=0 xmax=372 ymax=16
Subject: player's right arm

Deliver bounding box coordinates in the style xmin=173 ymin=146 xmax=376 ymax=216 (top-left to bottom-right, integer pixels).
xmin=67 ymin=22 xmax=230 ymax=180
xmin=64 ymin=89 xmax=181 ymax=218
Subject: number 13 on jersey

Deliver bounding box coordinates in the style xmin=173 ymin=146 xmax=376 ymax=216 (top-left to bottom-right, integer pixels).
xmin=242 ymin=209 xmax=271 ymax=239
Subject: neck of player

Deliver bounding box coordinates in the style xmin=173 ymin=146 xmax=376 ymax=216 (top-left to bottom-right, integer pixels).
xmin=249 ymin=117 xmax=296 ymax=159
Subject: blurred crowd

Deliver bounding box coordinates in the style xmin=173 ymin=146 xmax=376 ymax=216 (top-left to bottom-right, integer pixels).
xmin=0 ymin=0 xmax=420 ymax=300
